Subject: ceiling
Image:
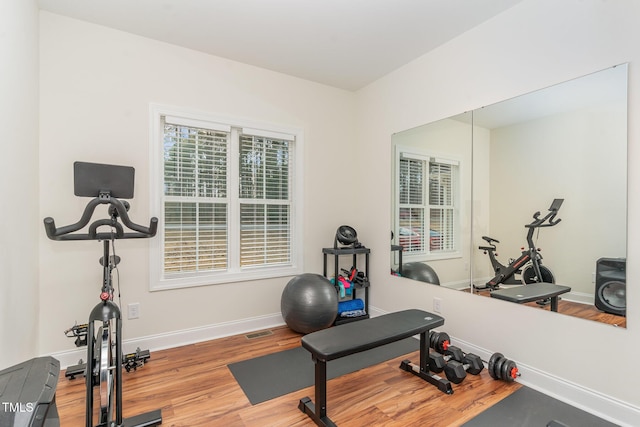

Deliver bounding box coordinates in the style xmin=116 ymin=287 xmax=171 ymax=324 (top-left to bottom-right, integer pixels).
xmin=472 ymin=64 xmax=627 ymax=129
xmin=38 ymin=0 xmax=524 ymax=91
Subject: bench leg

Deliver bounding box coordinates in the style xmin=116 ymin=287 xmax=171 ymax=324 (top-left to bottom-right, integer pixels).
xmin=550 ymin=296 xmax=559 ymax=312
xmin=299 ymin=359 xmax=338 ymax=427
xmin=399 ymin=331 xmax=453 ymax=394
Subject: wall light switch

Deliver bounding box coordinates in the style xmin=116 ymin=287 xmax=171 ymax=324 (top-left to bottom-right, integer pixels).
xmin=433 ymin=297 xmax=442 ymax=314
xmin=128 ymin=303 xmax=140 ymax=319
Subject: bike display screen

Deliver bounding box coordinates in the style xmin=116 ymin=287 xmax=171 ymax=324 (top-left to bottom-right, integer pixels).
xmin=73 ymin=161 xmax=135 ymax=198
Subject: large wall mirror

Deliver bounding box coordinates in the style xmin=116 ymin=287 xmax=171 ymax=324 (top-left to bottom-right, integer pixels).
xmin=391 ymin=64 xmax=628 ymax=328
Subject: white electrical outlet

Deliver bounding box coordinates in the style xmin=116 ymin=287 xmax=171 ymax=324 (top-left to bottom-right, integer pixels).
xmin=433 ymin=297 xmax=442 ymax=314
xmin=128 ymin=303 xmax=140 ymax=319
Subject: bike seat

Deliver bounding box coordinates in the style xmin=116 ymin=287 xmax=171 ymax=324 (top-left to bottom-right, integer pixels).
xmin=482 ymin=236 xmax=500 ymax=244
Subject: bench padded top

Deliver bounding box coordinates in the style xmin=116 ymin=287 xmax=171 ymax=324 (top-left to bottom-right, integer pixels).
xmin=301 ymin=309 xmax=444 ymax=362
xmin=490 ymin=282 xmax=571 ymax=303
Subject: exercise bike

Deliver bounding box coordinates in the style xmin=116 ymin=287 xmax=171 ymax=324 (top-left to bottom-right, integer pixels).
xmin=477 ymin=199 xmax=563 ymax=290
xmin=44 ymin=161 xmax=161 ymax=427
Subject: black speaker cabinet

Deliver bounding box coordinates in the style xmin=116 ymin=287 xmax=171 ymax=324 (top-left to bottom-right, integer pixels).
xmin=595 ymin=257 xmax=626 ymax=316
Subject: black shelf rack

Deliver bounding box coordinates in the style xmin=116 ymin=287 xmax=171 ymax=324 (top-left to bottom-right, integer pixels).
xmin=322 ymin=246 xmax=370 ymax=325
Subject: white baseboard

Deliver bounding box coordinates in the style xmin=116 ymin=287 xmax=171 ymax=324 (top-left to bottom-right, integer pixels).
xmin=50 ymin=312 xmax=286 ymax=369
xmin=441 ymin=279 xmax=471 ymax=291
xmin=451 ymin=335 xmax=640 ymax=427
xmin=562 ymin=290 xmax=595 ymax=305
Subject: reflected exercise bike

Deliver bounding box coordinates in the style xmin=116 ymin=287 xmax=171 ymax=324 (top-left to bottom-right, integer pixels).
xmin=44 ymin=161 xmax=161 ymax=427
xmin=477 ymin=199 xmax=563 ymax=290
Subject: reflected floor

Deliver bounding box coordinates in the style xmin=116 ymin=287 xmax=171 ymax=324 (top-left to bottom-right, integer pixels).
xmin=468 ymin=287 xmax=626 ymax=328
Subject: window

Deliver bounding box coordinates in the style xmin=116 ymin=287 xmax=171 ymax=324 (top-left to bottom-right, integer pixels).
xmin=150 ymin=105 xmax=303 ymax=290
xmin=394 ymin=146 xmax=459 ymax=260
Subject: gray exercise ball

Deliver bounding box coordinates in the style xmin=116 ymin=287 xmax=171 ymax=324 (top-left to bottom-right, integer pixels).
xmin=281 ymin=273 xmax=338 ymax=334
xmin=402 ymin=262 xmax=440 ymax=285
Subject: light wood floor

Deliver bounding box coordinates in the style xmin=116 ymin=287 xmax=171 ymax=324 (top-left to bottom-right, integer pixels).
xmin=473 ymin=287 xmax=627 ymax=328
xmin=55 ymin=326 xmax=522 ymax=426
xmin=54 ymin=296 xmax=623 ymax=426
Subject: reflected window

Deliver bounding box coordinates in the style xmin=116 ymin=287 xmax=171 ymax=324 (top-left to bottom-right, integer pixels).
xmin=396 ymin=148 xmax=459 ymax=258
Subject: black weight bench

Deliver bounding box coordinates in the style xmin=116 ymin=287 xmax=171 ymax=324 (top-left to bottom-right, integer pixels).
xmin=490 ymin=282 xmax=571 ymax=312
xmin=0 ymin=356 xmax=60 ymax=427
xmin=298 ymin=309 xmax=451 ymax=427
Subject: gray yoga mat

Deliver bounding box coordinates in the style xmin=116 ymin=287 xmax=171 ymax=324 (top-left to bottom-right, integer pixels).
xmin=228 ymin=337 xmax=419 ymax=405
xmin=462 ymin=386 xmax=618 ymax=427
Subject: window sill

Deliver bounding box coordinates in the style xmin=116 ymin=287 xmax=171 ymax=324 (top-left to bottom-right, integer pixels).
xmin=402 ymin=251 xmax=462 ymax=263
xmin=151 ymin=265 xmax=303 ymax=291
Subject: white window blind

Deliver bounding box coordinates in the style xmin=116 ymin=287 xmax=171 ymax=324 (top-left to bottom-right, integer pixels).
xmin=239 ymin=132 xmax=293 ymax=267
xmin=162 ymin=122 xmax=229 ymax=274
xmin=150 ymin=105 xmax=303 ymax=290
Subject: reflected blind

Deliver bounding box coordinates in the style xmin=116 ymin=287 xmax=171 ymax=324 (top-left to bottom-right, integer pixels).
xmin=429 ymin=161 xmax=457 ymax=251
xmin=398 ymin=157 xmax=425 ymax=252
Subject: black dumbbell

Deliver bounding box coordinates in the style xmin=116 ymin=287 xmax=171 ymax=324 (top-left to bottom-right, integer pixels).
xmin=443 ymin=353 xmax=484 ymax=384
xmin=428 ymin=350 xmax=462 ymax=373
xmin=488 ymin=352 xmax=520 ymax=382
xmin=428 ymin=352 xmax=446 ymax=372
xmin=428 ymin=331 xmax=464 ymax=373
xmin=429 ymin=331 xmax=450 ymax=354
xmin=429 ymin=347 xmax=464 ymax=373
xmin=428 ymin=331 xmax=464 ymax=360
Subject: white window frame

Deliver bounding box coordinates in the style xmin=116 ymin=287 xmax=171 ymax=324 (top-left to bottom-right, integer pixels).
xmin=149 ymin=104 xmax=304 ymax=290
xmin=393 ymin=144 xmax=461 ymax=263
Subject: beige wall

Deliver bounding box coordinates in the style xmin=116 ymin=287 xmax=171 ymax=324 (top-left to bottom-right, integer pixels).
xmin=482 ymin=105 xmax=627 ymax=297
xmin=0 ymin=0 xmax=40 ymax=368
xmin=355 ymin=0 xmax=640 ymax=414
xmin=38 ymin=11 xmax=357 ymax=355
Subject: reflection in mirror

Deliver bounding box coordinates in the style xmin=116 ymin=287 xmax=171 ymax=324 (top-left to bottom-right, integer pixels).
xmin=471 ymin=64 xmax=628 ymax=327
xmin=390 ymin=64 xmax=628 ymax=328
xmin=390 ymin=112 xmax=472 ymax=289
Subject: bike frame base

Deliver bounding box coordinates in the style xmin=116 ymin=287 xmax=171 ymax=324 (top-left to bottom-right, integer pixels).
xmin=86 ymin=302 xmax=162 ymax=427
xmin=120 ymin=409 xmax=162 ymax=427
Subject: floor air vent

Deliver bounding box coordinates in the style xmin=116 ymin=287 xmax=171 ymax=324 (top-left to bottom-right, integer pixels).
xmin=245 ymin=330 xmax=274 ymax=340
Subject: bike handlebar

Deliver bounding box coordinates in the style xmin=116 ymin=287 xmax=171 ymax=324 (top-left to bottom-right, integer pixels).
xmin=44 ymin=195 xmax=158 ymax=241
xmin=525 ymin=205 xmax=562 ymax=229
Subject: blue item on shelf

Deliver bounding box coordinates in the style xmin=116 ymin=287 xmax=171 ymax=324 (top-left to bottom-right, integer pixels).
xmin=337 ymin=298 xmax=365 ymax=314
